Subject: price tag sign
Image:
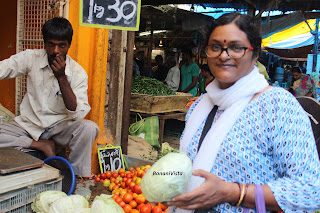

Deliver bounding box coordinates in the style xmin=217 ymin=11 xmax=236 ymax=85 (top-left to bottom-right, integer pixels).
xmin=98 ymin=145 xmax=125 ymax=173
xmin=80 ymin=0 xmax=141 ymax=31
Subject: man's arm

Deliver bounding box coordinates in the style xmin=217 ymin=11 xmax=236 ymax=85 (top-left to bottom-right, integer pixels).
xmin=0 ymin=50 xmax=32 ymax=80
xmin=182 ymin=76 xmax=198 ymax=93
xmin=51 ymin=55 xmax=77 ymax=111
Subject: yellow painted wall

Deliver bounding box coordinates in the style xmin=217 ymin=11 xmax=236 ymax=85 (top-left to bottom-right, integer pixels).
xmin=68 ymin=0 xmax=110 ymax=174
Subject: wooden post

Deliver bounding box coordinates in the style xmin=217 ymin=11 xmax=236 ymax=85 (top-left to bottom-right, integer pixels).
xmin=121 ymin=31 xmax=135 ymax=155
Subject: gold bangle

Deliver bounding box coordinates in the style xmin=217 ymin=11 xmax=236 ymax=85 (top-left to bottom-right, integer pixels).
xmin=236 ymin=183 xmax=246 ymax=207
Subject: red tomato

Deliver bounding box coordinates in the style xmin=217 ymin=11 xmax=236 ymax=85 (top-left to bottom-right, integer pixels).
xmin=119 ymin=201 xmax=126 ymax=208
xmin=152 ymin=206 xmax=162 ymax=213
xmin=123 ymin=192 xmax=133 ymax=203
xmin=106 ymin=171 xmax=112 ymax=178
xmin=130 ymin=209 xmax=139 ymax=213
xmin=135 ymin=194 xmax=146 ymax=204
xmin=129 ymin=182 xmax=136 ymax=191
xmin=129 ymin=200 xmax=137 ymax=208
xmin=158 ymin=202 xmax=168 ymax=210
xmin=123 ymin=204 xmax=132 ymax=213
xmin=100 ymin=173 xmax=107 ymax=180
xmin=119 ymin=168 xmax=126 ymax=173
xmin=94 ymin=176 xmax=100 ymax=182
xmin=140 ymin=204 xmax=152 ymax=213
xmin=136 ymin=203 xmax=144 ymax=210
xmin=125 ymin=178 xmax=133 ymax=187
xmin=112 ymin=171 xmax=119 ymax=178
xmin=126 ymin=173 xmax=132 ymax=178
xmin=120 ymin=172 xmax=126 ymax=178
xmin=121 ymin=182 xmax=126 ymax=189
xmin=133 ymin=184 xmax=142 ymax=194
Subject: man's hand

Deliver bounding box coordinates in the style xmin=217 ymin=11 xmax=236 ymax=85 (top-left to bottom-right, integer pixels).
xmin=51 ymin=54 xmax=66 ymax=79
xmin=164 ymin=170 xmax=238 ymax=210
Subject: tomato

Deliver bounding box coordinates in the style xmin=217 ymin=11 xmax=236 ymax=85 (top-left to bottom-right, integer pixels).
xmin=112 ymin=194 xmax=119 ymax=200
xmin=135 ymin=194 xmax=146 ymax=204
xmin=129 ymin=200 xmax=137 ymax=208
xmin=110 ymin=177 xmax=116 ymax=183
xmin=133 ymin=184 xmax=142 ymax=194
xmin=103 ymin=179 xmax=110 ymax=187
xmin=126 ymin=173 xmax=132 ymax=178
xmin=130 ymin=209 xmax=139 ymax=213
xmin=123 ymin=204 xmax=132 ymax=213
xmin=152 ymin=206 xmax=162 ymax=213
xmin=112 ymin=171 xmax=119 ymax=178
xmin=158 ymin=202 xmax=168 ymax=210
xmin=125 ymin=178 xmax=133 ymax=187
xmin=120 ymin=182 xmax=126 ymax=189
xmin=132 ymin=192 xmax=138 ymax=199
xmin=136 ymin=203 xmax=144 ymax=210
xmin=120 ymin=172 xmax=126 ymax=178
xmin=113 ymin=184 xmax=120 ymax=190
xmin=109 ymin=182 xmax=115 ymax=191
xmin=135 ymin=177 xmax=142 ymax=185
xmin=140 ymin=204 xmax=152 ymax=213
xmin=94 ymin=176 xmax=100 ymax=182
xmin=141 ymin=171 xmax=145 ymax=178
xmin=119 ymin=168 xmax=126 ymax=173
xmin=129 ymin=182 xmax=136 ymax=191
xmin=119 ymin=201 xmax=126 ymax=208
xmin=123 ymin=192 xmax=133 ymax=203
xmin=115 ymin=197 xmax=123 ymax=204
xmin=100 ymin=173 xmax=107 ymax=180
xmin=129 ymin=167 xmax=135 ymax=172
xmin=106 ymin=171 xmax=112 ymax=178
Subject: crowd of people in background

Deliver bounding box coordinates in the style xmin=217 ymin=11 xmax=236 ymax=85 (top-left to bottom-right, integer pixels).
xmin=132 ymin=47 xmax=319 ymax=101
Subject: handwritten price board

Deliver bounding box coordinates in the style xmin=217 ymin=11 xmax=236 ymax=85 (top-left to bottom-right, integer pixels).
xmin=80 ymin=0 xmax=141 ymax=31
xmin=98 ymin=146 xmax=125 ymax=173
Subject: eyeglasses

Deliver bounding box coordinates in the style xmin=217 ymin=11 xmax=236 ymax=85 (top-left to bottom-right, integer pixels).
xmin=205 ymin=45 xmax=254 ymax=59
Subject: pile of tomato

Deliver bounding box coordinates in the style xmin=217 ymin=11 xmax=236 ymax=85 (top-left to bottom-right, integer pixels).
xmin=94 ymin=165 xmax=168 ymax=213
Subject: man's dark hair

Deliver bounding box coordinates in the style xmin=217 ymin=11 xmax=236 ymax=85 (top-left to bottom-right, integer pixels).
xmin=42 ymin=17 xmax=73 ymax=44
xmin=207 ymin=12 xmax=261 ymax=59
xmin=182 ymin=48 xmax=193 ymax=58
xmin=292 ymin=66 xmax=302 ymax=73
xmin=155 ymin=55 xmax=163 ymax=61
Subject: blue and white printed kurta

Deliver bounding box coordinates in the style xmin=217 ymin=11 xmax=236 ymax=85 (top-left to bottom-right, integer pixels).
xmin=183 ymin=87 xmax=320 ymax=213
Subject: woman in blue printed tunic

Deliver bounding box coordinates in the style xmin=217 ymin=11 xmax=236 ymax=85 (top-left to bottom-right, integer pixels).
xmin=166 ymin=12 xmax=320 ymax=213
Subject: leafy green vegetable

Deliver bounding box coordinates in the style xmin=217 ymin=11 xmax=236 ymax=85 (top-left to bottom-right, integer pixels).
xmin=140 ymin=152 xmax=192 ymax=202
xmin=31 ymin=191 xmax=67 ymax=213
xmin=131 ymin=76 xmax=176 ymax=96
xmin=91 ymin=194 xmax=125 ymax=213
xmin=48 ymin=195 xmax=89 ymax=213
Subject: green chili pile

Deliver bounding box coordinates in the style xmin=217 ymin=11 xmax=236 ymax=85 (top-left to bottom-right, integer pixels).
xmin=131 ymin=76 xmax=176 ymax=96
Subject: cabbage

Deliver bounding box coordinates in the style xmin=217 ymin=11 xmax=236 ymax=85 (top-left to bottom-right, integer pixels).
xmin=91 ymin=194 xmax=125 ymax=213
xmin=140 ymin=152 xmax=192 ymax=202
xmin=31 ymin=191 xmax=67 ymax=213
xmin=48 ymin=194 xmax=89 ymax=213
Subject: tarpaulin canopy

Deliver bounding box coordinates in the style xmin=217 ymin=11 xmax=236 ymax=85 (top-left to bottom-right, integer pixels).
xmin=262 ymin=18 xmax=318 ymax=59
xmin=262 ymin=19 xmax=316 ymax=47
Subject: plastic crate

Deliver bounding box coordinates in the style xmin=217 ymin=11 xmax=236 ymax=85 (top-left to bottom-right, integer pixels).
xmin=0 ymin=176 xmax=62 ymax=213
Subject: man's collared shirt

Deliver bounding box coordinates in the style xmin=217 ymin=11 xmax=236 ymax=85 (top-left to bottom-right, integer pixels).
xmin=0 ymin=49 xmax=91 ymax=140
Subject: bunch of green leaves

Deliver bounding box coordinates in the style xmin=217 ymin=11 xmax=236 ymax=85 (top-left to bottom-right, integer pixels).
xmin=140 ymin=142 xmax=179 ymax=161
xmin=131 ymin=76 xmax=176 ymax=96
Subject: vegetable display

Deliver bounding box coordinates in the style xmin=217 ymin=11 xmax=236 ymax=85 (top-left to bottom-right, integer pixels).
xmin=140 ymin=152 xmax=192 ymax=202
xmin=131 ymin=76 xmax=176 ymax=96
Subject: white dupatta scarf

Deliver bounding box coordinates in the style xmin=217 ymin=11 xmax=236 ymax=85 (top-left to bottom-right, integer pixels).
xmin=173 ymin=66 xmax=268 ymax=213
